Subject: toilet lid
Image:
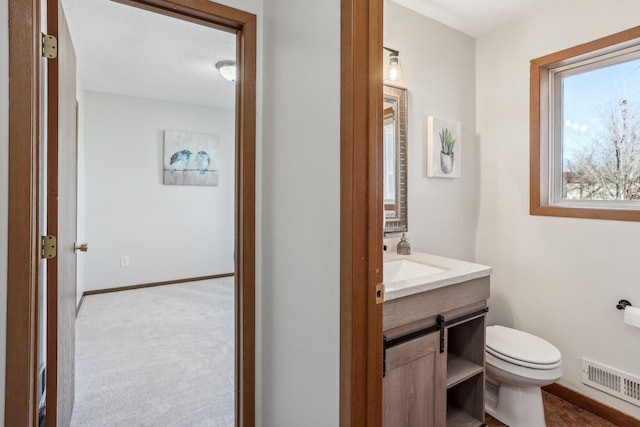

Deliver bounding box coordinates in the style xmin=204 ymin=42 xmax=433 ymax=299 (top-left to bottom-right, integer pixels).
xmin=486 ymin=325 xmax=561 ymax=369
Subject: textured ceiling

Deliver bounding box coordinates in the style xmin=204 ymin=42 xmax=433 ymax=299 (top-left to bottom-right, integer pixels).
xmin=61 ymin=0 xmax=236 ymax=109
xmin=61 ymin=0 xmax=554 ymax=109
xmin=390 ymin=0 xmax=556 ymax=37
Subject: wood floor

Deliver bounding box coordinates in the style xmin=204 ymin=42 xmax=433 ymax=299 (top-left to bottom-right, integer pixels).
xmin=486 ymin=390 xmax=615 ymax=426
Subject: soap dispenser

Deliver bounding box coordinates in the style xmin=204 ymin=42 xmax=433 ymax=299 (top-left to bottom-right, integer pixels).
xmin=397 ymin=233 xmax=411 ymax=255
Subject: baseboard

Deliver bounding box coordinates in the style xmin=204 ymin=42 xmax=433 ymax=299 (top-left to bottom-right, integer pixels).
xmin=543 ymin=383 xmax=640 ymax=426
xmin=82 ymin=273 xmax=235 ymax=298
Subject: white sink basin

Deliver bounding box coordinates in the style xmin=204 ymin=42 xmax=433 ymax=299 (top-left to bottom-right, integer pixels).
xmin=382 ymin=252 xmax=492 ymax=301
xmin=384 ymin=259 xmax=445 ymax=283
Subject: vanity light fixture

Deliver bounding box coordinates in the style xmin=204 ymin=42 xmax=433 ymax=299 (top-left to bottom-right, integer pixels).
xmin=215 ymin=60 xmax=237 ymax=82
xmin=383 ymin=47 xmax=404 ymax=83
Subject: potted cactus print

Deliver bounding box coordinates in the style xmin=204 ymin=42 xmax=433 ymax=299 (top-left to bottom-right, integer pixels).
xmin=427 ymin=116 xmax=461 ymax=178
xmin=439 ymin=127 xmax=456 ymax=174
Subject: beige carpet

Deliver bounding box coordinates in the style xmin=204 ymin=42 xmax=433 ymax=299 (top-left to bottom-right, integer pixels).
xmin=71 ymin=277 xmax=235 ymax=426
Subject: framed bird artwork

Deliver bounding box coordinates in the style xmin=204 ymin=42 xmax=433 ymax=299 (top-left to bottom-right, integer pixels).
xmin=163 ymin=130 xmax=220 ymax=186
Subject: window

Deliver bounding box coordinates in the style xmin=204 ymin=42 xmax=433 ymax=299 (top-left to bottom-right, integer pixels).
xmin=531 ymin=26 xmax=640 ymax=221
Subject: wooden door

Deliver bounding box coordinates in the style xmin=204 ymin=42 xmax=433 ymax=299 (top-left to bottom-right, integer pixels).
xmin=383 ymin=332 xmax=446 ymax=427
xmin=46 ymin=1 xmax=78 ymax=425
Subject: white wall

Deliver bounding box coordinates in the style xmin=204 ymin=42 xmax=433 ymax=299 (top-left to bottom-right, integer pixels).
xmin=261 ymin=0 xmax=340 ymax=424
xmin=0 ymin=0 xmax=9 ymax=418
xmin=83 ymin=91 xmax=235 ymax=291
xmin=476 ymin=0 xmax=640 ymax=418
xmin=384 ymin=0 xmax=478 ymax=261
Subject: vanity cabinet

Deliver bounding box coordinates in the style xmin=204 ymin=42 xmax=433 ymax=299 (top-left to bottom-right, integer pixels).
xmin=383 ymin=276 xmax=490 ymax=427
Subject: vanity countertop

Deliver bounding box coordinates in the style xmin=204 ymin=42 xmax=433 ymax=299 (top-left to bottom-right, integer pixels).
xmin=384 ymin=251 xmax=492 ymax=301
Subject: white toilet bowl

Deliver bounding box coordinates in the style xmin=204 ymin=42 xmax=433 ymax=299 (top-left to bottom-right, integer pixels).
xmin=485 ymin=325 xmax=563 ymax=427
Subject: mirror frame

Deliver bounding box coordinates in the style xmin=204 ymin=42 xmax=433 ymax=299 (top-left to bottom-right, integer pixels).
xmin=383 ymin=84 xmax=408 ymax=234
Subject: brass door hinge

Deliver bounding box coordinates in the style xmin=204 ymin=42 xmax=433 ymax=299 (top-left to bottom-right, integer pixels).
xmin=42 ymin=33 xmax=57 ymax=59
xmin=41 ymin=235 xmax=57 ymax=259
xmin=376 ymin=283 xmax=385 ymax=304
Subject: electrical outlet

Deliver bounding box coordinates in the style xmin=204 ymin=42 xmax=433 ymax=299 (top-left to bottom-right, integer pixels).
xmin=120 ymin=256 xmax=130 ymax=267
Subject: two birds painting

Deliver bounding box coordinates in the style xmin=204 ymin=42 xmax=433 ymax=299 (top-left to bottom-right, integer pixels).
xmin=170 ymin=149 xmax=211 ymax=174
xmin=163 ymin=130 xmax=219 ymax=186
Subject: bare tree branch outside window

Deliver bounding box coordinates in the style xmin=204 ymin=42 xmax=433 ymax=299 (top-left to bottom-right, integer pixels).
xmin=562 ymin=60 xmax=640 ymax=201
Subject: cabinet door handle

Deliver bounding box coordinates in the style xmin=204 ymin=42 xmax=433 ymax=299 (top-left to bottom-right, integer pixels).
xmin=437 ymin=315 xmax=445 ymax=353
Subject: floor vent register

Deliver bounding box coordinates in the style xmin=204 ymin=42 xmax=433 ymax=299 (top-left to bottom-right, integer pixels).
xmin=582 ymin=358 xmax=640 ymax=407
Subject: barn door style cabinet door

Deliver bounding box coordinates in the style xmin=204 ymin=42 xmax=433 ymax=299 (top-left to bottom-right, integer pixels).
xmin=383 ymin=331 xmax=447 ymax=426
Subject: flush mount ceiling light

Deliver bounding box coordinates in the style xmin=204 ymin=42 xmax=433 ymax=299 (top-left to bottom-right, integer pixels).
xmin=215 ymin=60 xmax=237 ymax=82
xmin=383 ymin=47 xmax=404 ymax=84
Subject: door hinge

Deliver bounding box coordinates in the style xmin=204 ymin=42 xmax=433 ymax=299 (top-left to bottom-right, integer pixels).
xmin=41 ymin=235 xmax=57 ymax=259
xmin=42 ymin=33 xmax=58 ymax=59
xmin=376 ymin=283 xmax=385 ymax=304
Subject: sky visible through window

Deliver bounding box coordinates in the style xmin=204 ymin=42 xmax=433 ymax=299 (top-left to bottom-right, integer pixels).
xmin=561 ymin=56 xmax=640 ymax=200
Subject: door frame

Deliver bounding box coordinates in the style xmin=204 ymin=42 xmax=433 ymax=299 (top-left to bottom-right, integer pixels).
xmin=5 ymin=0 xmax=256 ymax=425
xmin=340 ymin=0 xmax=383 ymax=425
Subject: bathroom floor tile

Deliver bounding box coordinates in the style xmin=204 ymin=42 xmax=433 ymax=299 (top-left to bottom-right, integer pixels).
xmin=485 ymin=390 xmax=616 ymax=426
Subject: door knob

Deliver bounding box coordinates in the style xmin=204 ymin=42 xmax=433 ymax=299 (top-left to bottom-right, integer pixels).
xmin=74 ymin=243 xmax=88 ymax=252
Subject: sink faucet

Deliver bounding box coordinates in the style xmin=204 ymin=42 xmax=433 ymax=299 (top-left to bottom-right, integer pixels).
xmin=397 ymin=232 xmax=411 ymax=255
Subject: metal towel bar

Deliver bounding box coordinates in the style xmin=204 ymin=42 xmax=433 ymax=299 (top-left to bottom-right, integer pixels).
xmin=617 ymin=299 xmax=632 ymax=310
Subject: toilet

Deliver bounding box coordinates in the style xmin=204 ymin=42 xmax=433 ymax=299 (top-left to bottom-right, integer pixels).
xmin=485 ymin=325 xmax=563 ymax=427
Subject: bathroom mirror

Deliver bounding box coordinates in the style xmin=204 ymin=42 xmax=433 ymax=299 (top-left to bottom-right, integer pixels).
xmin=383 ymin=84 xmax=408 ymax=234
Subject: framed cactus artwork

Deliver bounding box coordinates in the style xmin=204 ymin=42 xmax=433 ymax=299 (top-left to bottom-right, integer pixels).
xmin=163 ymin=130 xmax=220 ymax=186
xmin=426 ymin=116 xmax=461 ymax=178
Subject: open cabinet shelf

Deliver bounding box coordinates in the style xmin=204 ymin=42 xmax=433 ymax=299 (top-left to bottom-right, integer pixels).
xmin=446 ymin=315 xmax=486 ymax=427
xmin=447 ymin=354 xmax=484 ymax=389
xmin=447 ymin=407 xmax=484 ymax=427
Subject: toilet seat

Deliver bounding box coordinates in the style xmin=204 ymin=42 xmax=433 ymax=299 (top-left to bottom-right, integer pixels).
xmin=486 ymin=325 xmax=561 ymax=370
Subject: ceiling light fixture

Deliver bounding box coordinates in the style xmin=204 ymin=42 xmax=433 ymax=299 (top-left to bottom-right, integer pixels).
xmin=215 ymin=60 xmax=237 ymax=82
xmin=383 ymin=47 xmax=404 ymax=84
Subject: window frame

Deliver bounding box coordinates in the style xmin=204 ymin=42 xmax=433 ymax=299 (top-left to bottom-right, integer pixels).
xmin=530 ymin=25 xmax=640 ymax=221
